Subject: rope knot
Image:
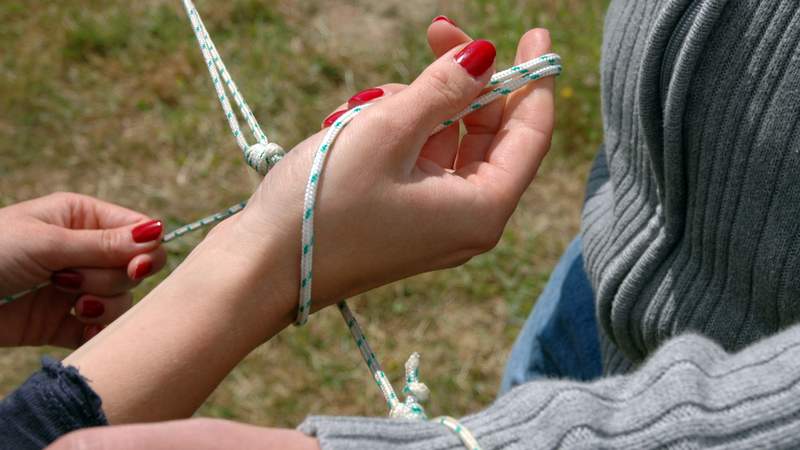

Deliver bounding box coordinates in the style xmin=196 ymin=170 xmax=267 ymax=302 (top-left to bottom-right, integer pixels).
xmin=390 ymin=352 xmax=430 ymax=420
xmin=245 ymin=142 xmax=285 ymax=175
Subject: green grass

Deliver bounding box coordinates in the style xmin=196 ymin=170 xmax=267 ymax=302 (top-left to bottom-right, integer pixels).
xmin=0 ymin=0 xmax=607 ymax=426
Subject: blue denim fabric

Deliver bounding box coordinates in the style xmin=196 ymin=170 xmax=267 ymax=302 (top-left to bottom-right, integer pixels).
xmin=500 ymin=237 xmax=602 ymax=394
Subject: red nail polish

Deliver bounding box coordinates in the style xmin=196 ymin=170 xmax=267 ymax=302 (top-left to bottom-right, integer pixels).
xmin=323 ymin=110 xmax=347 ymax=128
xmin=454 ymin=39 xmax=496 ymax=77
xmin=133 ymin=260 xmax=153 ymax=280
xmin=52 ymin=270 xmax=83 ymax=290
xmin=83 ymin=324 xmax=104 ymax=341
xmin=132 ymin=220 xmax=163 ymax=243
xmin=432 ymin=15 xmax=457 ymax=26
xmin=347 ymin=88 xmax=384 ymax=109
xmin=80 ymin=299 xmax=105 ymax=319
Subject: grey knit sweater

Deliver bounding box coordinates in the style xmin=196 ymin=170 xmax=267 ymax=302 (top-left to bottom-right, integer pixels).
xmin=300 ymin=0 xmax=800 ymax=448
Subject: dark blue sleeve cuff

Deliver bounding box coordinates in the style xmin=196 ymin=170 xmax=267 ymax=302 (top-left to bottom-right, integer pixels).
xmin=0 ymin=357 xmax=108 ymax=450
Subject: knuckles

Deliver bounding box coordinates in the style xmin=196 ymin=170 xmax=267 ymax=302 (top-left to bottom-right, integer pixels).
xmin=421 ymin=66 xmax=468 ymax=116
xmin=99 ymin=228 xmax=122 ymax=257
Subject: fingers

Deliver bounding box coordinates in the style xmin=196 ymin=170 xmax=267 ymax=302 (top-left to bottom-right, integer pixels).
xmin=51 ymin=219 xmax=164 ymax=269
xmin=471 ymin=28 xmax=556 ymax=200
xmin=501 ymin=28 xmax=556 ymax=142
xmin=127 ymin=248 xmax=167 ymax=281
xmin=418 ymin=124 xmax=459 ymax=168
xmin=28 ymin=192 xmax=150 ymax=229
xmin=50 ymin=247 xmax=165 ymax=296
xmin=53 ymin=268 xmax=136 ymax=296
xmin=426 ymin=17 xmax=508 ymax=169
xmin=419 ymin=16 xmax=473 ymax=169
xmin=379 ymin=39 xmax=496 ymax=143
xmin=48 ymin=316 xmax=86 ymax=349
xmin=427 ymin=15 xmax=470 ymax=55
xmin=321 ymin=84 xmax=406 ymax=129
xmin=75 ymin=292 xmax=133 ymax=325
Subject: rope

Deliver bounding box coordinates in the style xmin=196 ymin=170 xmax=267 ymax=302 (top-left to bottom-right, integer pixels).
xmin=4 ymin=3 xmax=563 ymax=447
xmin=183 ymin=0 xmax=284 ymax=174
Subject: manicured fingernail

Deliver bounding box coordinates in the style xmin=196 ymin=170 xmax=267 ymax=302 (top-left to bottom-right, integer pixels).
xmin=432 ymin=15 xmax=457 ymax=26
xmin=347 ymin=88 xmax=384 ymax=108
xmin=132 ymin=220 xmax=163 ymax=243
xmin=323 ymin=110 xmax=347 ymax=128
xmin=454 ymin=39 xmax=496 ymax=77
xmin=80 ymin=300 xmax=104 ymax=319
xmin=83 ymin=324 xmax=104 ymax=341
xmin=133 ymin=260 xmax=153 ymax=280
xmin=52 ymin=270 xmax=83 ymax=290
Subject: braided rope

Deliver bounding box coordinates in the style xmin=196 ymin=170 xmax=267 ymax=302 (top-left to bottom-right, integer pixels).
xmin=183 ymin=0 xmax=284 ymax=174
xmin=437 ymin=416 xmax=482 ymax=450
xmin=3 ymin=3 xmax=563 ymax=447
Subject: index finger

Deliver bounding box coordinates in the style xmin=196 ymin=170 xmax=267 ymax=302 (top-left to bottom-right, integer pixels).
xmin=68 ymin=193 xmax=151 ymax=229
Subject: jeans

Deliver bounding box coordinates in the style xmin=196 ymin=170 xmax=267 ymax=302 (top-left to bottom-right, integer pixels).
xmin=500 ymin=237 xmax=602 ymax=395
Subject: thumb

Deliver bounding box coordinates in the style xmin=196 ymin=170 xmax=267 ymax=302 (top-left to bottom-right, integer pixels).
xmin=50 ymin=219 xmax=163 ymax=269
xmin=388 ymin=39 xmax=496 ymax=136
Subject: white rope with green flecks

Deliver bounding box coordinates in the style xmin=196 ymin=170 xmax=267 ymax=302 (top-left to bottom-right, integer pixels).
xmin=4 ymin=2 xmax=562 ymax=447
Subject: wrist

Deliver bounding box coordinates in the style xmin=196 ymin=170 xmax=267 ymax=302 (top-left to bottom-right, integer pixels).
xmin=184 ymin=214 xmax=300 ymax=342
xmin=62 ymin=214 xmax=302 ymax=423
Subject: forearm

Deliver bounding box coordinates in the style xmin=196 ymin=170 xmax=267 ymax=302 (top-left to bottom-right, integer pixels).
xmin=64 ymin=216 xmax=298 ymax=424
xmin=301 ymin=324 xmax=800 ymax=449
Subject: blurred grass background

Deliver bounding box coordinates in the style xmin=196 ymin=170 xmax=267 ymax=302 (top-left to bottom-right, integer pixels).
xmin=0 ymin=0 xmax=607 ymax=426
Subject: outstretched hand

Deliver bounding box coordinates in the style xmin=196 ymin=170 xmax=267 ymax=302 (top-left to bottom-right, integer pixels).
xmin=0 ymin=193 xmax=166 ymax=348
xmin=238 ymin=26 xmax=556 ymax=310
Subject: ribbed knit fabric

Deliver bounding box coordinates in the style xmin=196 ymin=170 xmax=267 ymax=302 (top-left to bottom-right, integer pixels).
xmin=582 ymin=0 xmax=800 ymax=371
xmin=300 ymin=1 xmax=800 ymax=447
xmin=300 ymin=322 xmax=800 ymax=449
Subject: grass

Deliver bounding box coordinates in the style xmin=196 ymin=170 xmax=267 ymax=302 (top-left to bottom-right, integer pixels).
xmin=0 ymin=0 xmax=607 ymax=426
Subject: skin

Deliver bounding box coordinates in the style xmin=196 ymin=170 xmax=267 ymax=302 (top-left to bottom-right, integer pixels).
xmin=47 ymin=24 xmax=555 ymax=449
xmin=0 ymin=193 xmax=166 ymax=348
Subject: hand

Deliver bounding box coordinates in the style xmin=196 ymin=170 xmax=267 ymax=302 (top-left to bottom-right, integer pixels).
xmin=237 ymin=27 xmax=556 ymax=309
xmin=60 ymin=26 xmax=556 ymax=424
xmin=47 ymin=419 xmax=319 ymax=450
xmin=0 ymin=192 xmax=166 ymax=347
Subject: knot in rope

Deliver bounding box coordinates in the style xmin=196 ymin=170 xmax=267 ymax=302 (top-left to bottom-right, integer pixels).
xmin=245 ymin=142 xmax=285 ymax=175
xmin=390 ymin=352 xmax=430 ymax=420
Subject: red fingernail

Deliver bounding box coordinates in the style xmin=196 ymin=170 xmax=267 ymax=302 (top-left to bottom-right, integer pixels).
xmin=132 ymin=220 xmax=163 ymax=243
xmin=83 ymin=324 xmax=104 ymax=341
xmin=80 ymin=299 xmax=105 ymax=319
xmin=432 ymin=15 xmax=457 ymax=26
xmin=347 ymin=88 xmax=384 ymax=108
xmin=133 ymin=260 xmax=153 ymax=280
xmin=454 ymin=39 xmax=496 ymax=77
xmin=52 ymin=270 xmax=83 ymax=290
xmin=323 ymin=110 xmax=347 ymax=128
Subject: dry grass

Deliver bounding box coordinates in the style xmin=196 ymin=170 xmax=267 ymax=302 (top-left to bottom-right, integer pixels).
xmin=0 ymin=0 xmax=606 ymax=426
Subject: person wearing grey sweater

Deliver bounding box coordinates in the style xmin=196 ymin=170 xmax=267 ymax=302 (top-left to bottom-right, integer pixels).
xmin=301 ymin=0 xmax=800 ymax=447
xmin=8 ymin=0 xmax=800 ymax=449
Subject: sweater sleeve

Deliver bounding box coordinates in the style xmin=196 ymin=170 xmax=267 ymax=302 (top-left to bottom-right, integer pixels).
xmin=0 ymin=357 xmax=107 ymax=450
xmin=299 ymin=323 xmax=800 ymax=449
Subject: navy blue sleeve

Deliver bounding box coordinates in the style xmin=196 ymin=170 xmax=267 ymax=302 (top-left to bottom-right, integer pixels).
xmin=0 ymin=357 xmax=107 ymax=450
